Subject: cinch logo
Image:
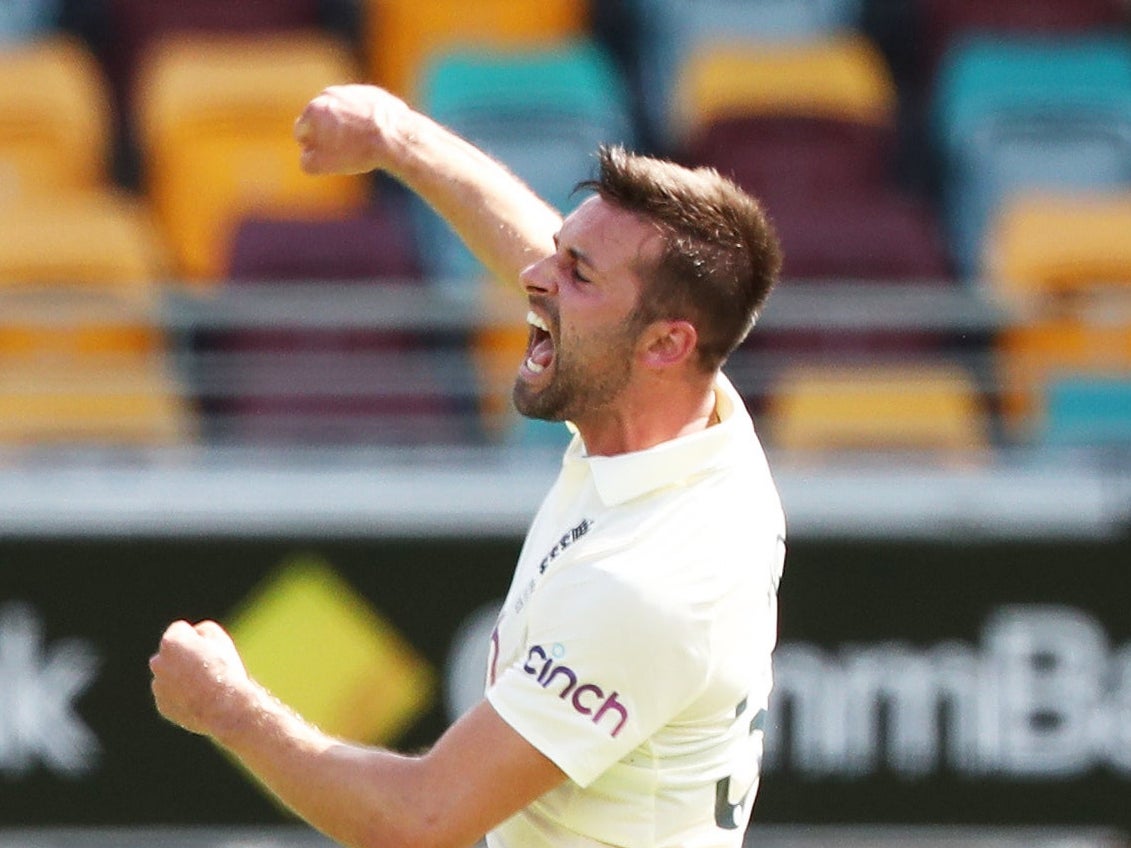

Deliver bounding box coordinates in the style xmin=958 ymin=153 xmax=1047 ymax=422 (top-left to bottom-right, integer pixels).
xmin=523 ymin=644 xmax=629 ymax=738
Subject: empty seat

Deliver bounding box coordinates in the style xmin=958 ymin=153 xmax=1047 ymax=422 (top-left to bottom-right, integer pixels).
xmin=634 ymin=0 xmax=864 ymax=145
xmin=763 ymin=362 xmax=990 ymax=454
xmin=671 ymin=35 xmax=897 ymax=146
xmin=918 ymin=0 xmax=1127 ymax=85
xmin=414 ymin=39 xmax=635 ymax=285
xmin=362 ymin=0 xmax=588 ymax=101
xmin=0 ymin=36 xmax=113 ymax=202
xmin=0 ymin=191 xmax=168 ymax=290
xmin=932 ymin=35 xmax=1131 ymax=276
xmin=0 ymin=356 xmax=192 ymax=447
xmin=1042 ymin=376 xmax=1131 ymax=447
xmin=984 ymin=191 xmax=1131 ymax=303
xmin=946 ymin=111 xmax=1131 ymax=278
xmin=684 ymin=114 xmax=897 ymax=211
xmin=134 ymin=33 xmax=368 ymax=282
xmin=227 ymin=206 xmax=423 ymax=283
xmin=770 ymin=190 xmax=952 ymax=281
xmin=933 ymin=35 xmax=1131 ymax=154
xmin=996 ymin=317 xmax=1131 ymax=438
xmin=0 ymin=0 xmax=60 ymax=44
xmin=101 ymin=0 xmax=322 ymax=116
xmin=200 ymin=200 xmax=472 ymax=447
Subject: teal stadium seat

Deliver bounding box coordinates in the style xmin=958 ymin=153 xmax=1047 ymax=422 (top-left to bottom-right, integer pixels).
xmin=0 ymin=0 xmax=59 ymax=43
xmin=1043 ymin=377 xmax=1131 ymax=447
xmin=414 ymin=39 xmax=636 ymax=289
xmin=932 ymin=35 xmax=1131 ymax=276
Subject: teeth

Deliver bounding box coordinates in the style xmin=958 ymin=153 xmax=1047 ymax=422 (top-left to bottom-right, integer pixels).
xmin=525 ymin=357 xmax=545 ymax=374
xmin=526 ymin=310 xmax=549 ymax=332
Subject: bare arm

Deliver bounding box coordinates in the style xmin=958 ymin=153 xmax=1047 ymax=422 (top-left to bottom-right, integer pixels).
xmin=150 ymin=620 xmax=566 ymax=848
xmin=294 ymin=84 xmax=562 ymax=287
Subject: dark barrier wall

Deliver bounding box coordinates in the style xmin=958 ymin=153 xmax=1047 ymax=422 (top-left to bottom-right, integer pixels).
xmin=2 ymin=536 xmax=1129 ymax=830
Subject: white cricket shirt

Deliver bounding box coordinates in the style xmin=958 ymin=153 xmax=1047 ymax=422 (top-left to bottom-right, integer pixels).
xmin=485 ymin=374 xmax=786 ymax=848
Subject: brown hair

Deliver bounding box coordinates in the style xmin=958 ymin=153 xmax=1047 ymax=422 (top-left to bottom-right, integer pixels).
xmin=577 ymin=145 xmax=782 ymax=372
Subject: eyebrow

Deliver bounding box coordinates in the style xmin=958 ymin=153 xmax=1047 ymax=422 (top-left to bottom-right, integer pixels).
xmin=553 ymin=233 xmax=599 ymax=276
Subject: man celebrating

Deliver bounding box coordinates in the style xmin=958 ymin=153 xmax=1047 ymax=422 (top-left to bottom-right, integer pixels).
xmin=150 ymin=84 xmax=786 ymax=848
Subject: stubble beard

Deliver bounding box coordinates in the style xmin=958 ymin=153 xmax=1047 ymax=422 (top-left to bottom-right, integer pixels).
xmin=512 ymin=324 xmax=639 ymax=424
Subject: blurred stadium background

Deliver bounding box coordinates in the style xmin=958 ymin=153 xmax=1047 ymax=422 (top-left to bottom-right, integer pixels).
xmin=2 ymin=0 xmax=1131 ymax=846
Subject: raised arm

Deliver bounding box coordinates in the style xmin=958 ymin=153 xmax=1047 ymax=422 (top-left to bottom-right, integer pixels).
xmin=150 ymin=619 xmax=566 ymax=848
xmin=294 ymin=84 xmax=562 ymax=287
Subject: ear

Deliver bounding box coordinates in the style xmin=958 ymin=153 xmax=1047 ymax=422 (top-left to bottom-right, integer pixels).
xmin=639 ymin=320 xmax=698 ymax=369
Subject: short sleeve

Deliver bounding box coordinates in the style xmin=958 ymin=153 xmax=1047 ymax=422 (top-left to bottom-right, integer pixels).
xmin=486 ymin=560 xmax=711 ymax=788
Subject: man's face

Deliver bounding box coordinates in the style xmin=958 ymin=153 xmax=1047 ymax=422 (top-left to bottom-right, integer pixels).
xmin=513 ymin=196 xmax=661 ymax=425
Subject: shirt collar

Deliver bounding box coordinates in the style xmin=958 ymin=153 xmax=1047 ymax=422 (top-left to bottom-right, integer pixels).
xmin=563 ymin=373 xmax=753 ymax=507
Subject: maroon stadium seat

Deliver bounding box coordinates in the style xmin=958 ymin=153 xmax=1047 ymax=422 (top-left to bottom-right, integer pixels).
xmin=771 ymin=189 xmax=952 ymax=282
xmin=226 ymin=208 xmax=423 ymax=283
xmin=682 ymin=115 xmax=897 ymax=214
xmin=200 ymin=204 xmax=476 ymax=446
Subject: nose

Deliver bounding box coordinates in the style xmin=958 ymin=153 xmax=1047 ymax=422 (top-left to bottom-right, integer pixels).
xmin=520 ymin=254 xmax=558 ymax=296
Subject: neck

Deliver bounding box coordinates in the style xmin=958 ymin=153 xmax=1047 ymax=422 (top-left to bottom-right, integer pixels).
xmin=574 ymin=376 xmax=718 ymax=457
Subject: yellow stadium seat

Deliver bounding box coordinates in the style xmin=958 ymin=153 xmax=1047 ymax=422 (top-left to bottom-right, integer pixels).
xmin=134 ymin=33 xmax=368 ymax=282
xmin=0 ymin=36 xmax=114 ymax=202
xmin=983 ymin=191 xmax=1131 ymax=304
xmin=0 ymin=192 xmax=169 ymax=291
xmin=363 ymin=0 xmax=589 ymax=101
xmin=671 ymin=35 xmax=898 ymax=144
xmin=0 ymin=354 xmax=193 ymax=447
xmin=996 ymin=316 xmax=1131 ymax=438
xmin=763 ymin=362 xmax=990 ymax=454
xmin=0 ymin=190 xmax=191 ymax=446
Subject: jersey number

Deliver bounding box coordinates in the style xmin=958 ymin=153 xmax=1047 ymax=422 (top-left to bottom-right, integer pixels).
xmin=714 ymin=697 xmax=765 ymax=830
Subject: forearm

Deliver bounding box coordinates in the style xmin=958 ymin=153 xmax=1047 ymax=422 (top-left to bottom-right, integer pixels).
xmin=215 ymin=683 xmax=436 ymax=848
xmin=383 ymin=108 xmax=562 ymax=286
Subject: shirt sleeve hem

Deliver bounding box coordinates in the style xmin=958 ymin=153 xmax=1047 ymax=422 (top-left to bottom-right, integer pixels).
xmin=486 ymin=688 xmax=603 ymax=788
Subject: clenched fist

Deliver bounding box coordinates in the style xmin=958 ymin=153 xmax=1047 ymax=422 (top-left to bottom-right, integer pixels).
xmin=294 ymin=84 xmax=413 ymax=176
xmin=149 ymin=620 xmax=254 ymax=740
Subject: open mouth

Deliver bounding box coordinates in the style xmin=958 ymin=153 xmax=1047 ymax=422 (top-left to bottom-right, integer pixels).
xmin=522 ymin=310 xmax=556 ymax=378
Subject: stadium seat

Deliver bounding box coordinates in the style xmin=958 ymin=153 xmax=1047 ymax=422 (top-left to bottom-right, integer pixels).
xmin=101 ymin=0 xmax=322 ymax=118
xmin=0 ymin=36 xmax=113 ymax=202
xmin=364 ymin=0 xmax=592 ymax=104
xmin=414 ymin=39 xmax=635 ymax=286
xmin=670 ymin=35 xmax=897 ymax=146
xmin=762 ymin=362 xmax=990 ymax=455
xmin=996 ymin=317 xmax=1131 ymax=439
xmin=227 ymin=206 xmax=423 ymax=283
xmin=983 ymin=191 xmax=1131 ymax=303
xmin=917 ymin=0 xmax=1128 ymax=85
xmin=932 ymin=35 xmax=1131 ymax=154
xmin=0 ymin=0 xmax=59 ymax=44
xmin=362 ymin=0 xmax=589 ymax=102
xmin=1041 ymin=376 xmax=1131 ymax=447
xmin=683 ymin=114 xmax=897 ymax=212
xmin=0 ymin=192 xmax=168 ymax=291
xmin=0 ymin=352 xmax=193 ymax=447
xmin=200 ymin=197 xmax=474 ymax=447
xmin=134 ymin=33 xmax=368 ymax=282
xmin=197 ymin=344 xmax=479 ymax=447
xmin=633 ymin=0 xmax=864 ymax=145
xmin=945 ymin=111 xmax=1131 ymax=278
xmin=0 ymin=192 xmax=184 ymax=447
xmin=932 ymin=35 xmax=1131 ymax=277
xmin=770 ymin=190 xmax=953 ymax=281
